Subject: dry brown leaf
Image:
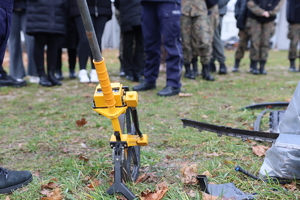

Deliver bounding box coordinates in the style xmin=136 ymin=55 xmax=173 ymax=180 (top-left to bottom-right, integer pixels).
xmin=201 ymin=191 xmax=219 ymax=200
xmin=41 ymin=178 xmax=59 ymax=189
xmin=201 ymin=171 xmax=212 ymax=178
xmin=252 ymin=145 xmax=269 ymax=157
xmin=78 ymin=155 xmax=90 ymax=162
xmin=136 ymin=172 xmax=156 ymax=183
xmin=76 ymin=118 xmax=87 ymax=127
xmin=5 ymin=196 xmax=11 ymax=200
xmin=203 ymin=152 xmax=220 ymax=157
xmin=140 ymin=181 xmax=168 ymax=200
xmin=178 ymin=93 xmax=193 ymax=97
xmin=41 ymin=188 xmax=63 ymax=200
xmin=86 ymin=179 xmax=101 ymax=190
xmin=284 ymin=181 xmax=297 ymax=191
xmin=180 ymin=163 xmax=198 ymax=184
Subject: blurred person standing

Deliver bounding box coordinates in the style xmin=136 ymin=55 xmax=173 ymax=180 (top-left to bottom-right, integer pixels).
xmin=181 ymin=0 xmax=214 ymax=81
xmin=69 ymin=0 xmax=112 ymax=83
xmin=114 ymin=0 xmax=144 ymax=83
xmin=8 ymin=0 xmax=39 ymax=84
xmin=0 ymin=0 xmax=33 ymax=193
xmin=55 ymin=15 xmax=78 ymax=80
xmin=232 ymin=0 xmax=251 ymax=72
xmin=0 ymin=0 xmax=27 ymax=87
xmin=132 ymin=0 xmax=183 ymax=96
xmin=26 ymin=0 xmax=68 ymax=87
xmin=246 ymin=0 xmax=283 ymax=75
xmin=286 ymin=0 xmax=300 ymax=72
xmin=209 ymin=0 xmax=230 ymax=74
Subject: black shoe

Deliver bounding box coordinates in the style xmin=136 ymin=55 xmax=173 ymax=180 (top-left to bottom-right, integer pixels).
xmin=55 ymin=72 xmax=64 ymax=80
xmin=0 ymin=76 xmax=27 ymax=88
xmin=39 ymin=76 xmax=53 ymax=87
xmin=48 ymin=73 xmax=62 ymax=86
xmin=126 ymin=75 xmax=135 ymax=82
xmin=219 ymin=63 xmax=227 ymax=74
xmin=132 ymin=81 xmax=156 ymax=91
xmin=209 ymin=62 xmax=216 ymax=72
xmin=69 ymin=71 xmax=76 ymax=79
xmin=157 ymin=86 xmax=180 ymax=96
xmin=0 ymin=167 xmax=33 ymax=194
xmin=119 ymin=68 xmax=126 ymax=77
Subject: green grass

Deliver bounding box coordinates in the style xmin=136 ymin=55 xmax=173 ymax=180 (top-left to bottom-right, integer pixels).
xmin=1 ymin=49 xmax=300 ymax=199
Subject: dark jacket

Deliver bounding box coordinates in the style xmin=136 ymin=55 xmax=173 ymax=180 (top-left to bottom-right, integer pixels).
xmin=141 ymin=0 xmax=181 ymax=4
xmin=286 ymin=0 xmax=300 ymax=24
xmin=115 ymin=0 xmax=142 ymax=32
xmin=13 ymin=0 xmax=26 ymax=11
xmin=205 ymin=0 xmax=218 ymax=9
xmin=235 ymin=0 xmax=248 ymax=30
xmin=69 ymin=0 xmax=112 ymax=19
xmin=0 ymin=0 xmax=13 ymax=10
xmin=218 ymin=0 xmax=230 ymax=16
xmin=26 ymin=0 xmax=68 ymax=36
xmin=248 ymin=0 xmax=281 ymax=23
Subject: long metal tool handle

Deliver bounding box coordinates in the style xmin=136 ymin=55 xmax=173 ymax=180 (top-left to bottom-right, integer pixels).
xmin=76 ymin=0 xmax=102 ymax=62
xmin=76 ymin=0 xmax=116 ymax=109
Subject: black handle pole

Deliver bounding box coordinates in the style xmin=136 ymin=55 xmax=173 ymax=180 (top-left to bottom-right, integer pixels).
xmin=76 ymin=0 xmax=102 ymax=62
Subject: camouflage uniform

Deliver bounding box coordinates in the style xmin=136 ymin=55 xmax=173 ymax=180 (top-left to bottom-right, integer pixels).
xmin=181 ymin=0 xmax=214 ymax=80
xmin=246 ymin=0 xmax=283 ymax=74
xmin=235 ymin=30 xmax=250 ymax=60
xmin=288 ymin=24 xmax=300 ymax=60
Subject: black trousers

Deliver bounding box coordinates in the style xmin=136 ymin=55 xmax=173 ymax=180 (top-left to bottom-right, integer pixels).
xmin=74 ymin=15 xmax=110 ymax=70
xmin=122 ymin=25 xmax=144 ymax=79
xmin=34 ymin=33 xmax=63 ymax=77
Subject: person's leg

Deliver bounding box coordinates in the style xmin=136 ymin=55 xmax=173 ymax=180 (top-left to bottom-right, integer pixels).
xmin=248 ymin=18 xmax=261 ymax=74
xmin=132 ymin=2 xmax=160 ymax=91
xmin=46 ymin=34 xmax=62 ymax=86
xmin=74 ymin=16 xmax=90 ymax=83
xmin=159 ymin=2 xmax=182 ymax=90
xmin=212 ymin=15 xmax=227 ymax=74
xmin=181 ymin=15 xmax=194 ymax=79
xmin=68 ymin=48 xmax=77 ymax=78
xmin=9 ymin=11 xmax=26 ymax=79
xmin=287 ymin=23 xmax=299 ymax=72
xmin=55 ymin=48 xmax=64 ymax=80
xmin=122 ymin=30 xmax=135 ymax=80
xmin=89 ymin=15 xmax=110 ymax=82
xmin=21 ymin=10 xmax=37 ymax=78
xmin=233 ymin=29 xmax=249 ymax=72
xmin=132 ymin=25 xmax=144 ymax=82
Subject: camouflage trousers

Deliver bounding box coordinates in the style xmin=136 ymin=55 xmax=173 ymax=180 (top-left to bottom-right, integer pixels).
xmin=246 ymin=18 xmax=275 ymax=61
xmin=235 ymin=29 xmax=251 ymax=60
xmin=181 ymin=15 xmax=211 ymax=64
xmin=208 ymin=5 xmax=219 ymax=56
xmin=287 ymin=23 xmax=300 ymax=60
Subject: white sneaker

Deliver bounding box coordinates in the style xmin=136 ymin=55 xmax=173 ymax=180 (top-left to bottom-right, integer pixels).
xmin=90 ymin=69 xmax=99 ymax=83
xmin=29 ymin=76 xmax=40 ymax=83
xmin=78 ymin=69 xmax=90 ymax=83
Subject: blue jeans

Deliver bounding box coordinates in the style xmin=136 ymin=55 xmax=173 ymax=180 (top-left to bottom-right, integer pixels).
xmin=141 ymin=2 xmax=183 ymax=88
xmin=0 ymin=6 xmax=12 ymax=76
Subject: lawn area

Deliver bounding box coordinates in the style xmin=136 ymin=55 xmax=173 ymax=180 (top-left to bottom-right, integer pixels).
xmin=0 ymin=48 xmax=299 ymax=199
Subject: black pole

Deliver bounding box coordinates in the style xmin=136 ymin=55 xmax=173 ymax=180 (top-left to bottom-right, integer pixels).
xmin=76 ymin=0 xmax=102 ymax=62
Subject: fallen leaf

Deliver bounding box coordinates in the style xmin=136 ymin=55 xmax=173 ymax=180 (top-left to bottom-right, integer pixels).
xmin=5 ymin=196 xmax=10 ymax=200
xmin=180 ymin=163 xmax=198 ymax=184
xmin=78 ymin=155 xmax=89 ymax=162
xmin=76 ymin=118 xmax=87 ymax=127
xmin=86 ymin=179 xmax=101 ymax=190
xmin=136 ymin=172 xmax=156 ymax=183
xmin=140 ymin=181 xmax=168 ymax=200
xmin=252 ymin=145 xmax=269 ymax=157
xmin=178 ymin=93 xmax=193 ymax=97
xmin=41 ymin=188 xmax=63 ymax=200
xmin=284 ymin=181 xmax=297 ymax=191
xmin=41 ymin=178 xmax=59 ymax=189
xmin=201 ymin=171 xmax=212 ymax=178
xmin=201 ymin=191 xmax=219 ymax=200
